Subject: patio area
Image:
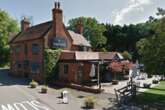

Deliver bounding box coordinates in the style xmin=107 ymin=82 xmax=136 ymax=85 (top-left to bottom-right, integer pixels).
xmin=92 ymin=75 xmax=159 ymax=94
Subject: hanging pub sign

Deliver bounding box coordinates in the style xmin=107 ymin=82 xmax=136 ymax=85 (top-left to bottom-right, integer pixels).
xmin=52 ymin=37 xmax=67 ymax=48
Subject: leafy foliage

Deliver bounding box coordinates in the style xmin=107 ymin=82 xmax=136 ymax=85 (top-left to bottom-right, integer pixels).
xmin=122 ymin=51 xmax=132 ymax=60
xmin=104 ymin=23 xmax=153 ymax=61
xmin=0 ymin=9 xmax=19 ymax=66
xmin=137 ymin=13 xmax=165 ymax=75
xmin=67 ymin=17 xmax=107 ymax=50
xmin=44 ymin=49 xmax=61 ymax=83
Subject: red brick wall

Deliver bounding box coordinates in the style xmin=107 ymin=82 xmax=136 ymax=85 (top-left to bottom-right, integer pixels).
xmin=59 ymin=62 xmax=91 ymax=84
xmin=10 ymin=38 xmax=44 ymax=82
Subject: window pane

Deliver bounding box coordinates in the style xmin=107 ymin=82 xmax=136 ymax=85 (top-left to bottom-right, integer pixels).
xmin=64 ymin=64 xmax=68 ymax=74
xmin=32 ymin=44 xmax=40 ymax=54
xmin=31 ymin=62 xmax=40 ymax=73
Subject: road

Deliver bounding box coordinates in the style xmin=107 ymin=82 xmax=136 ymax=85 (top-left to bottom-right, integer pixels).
xmin=0 ymin=69 xmax=53 ymax=110
xmin=0 ymin=68 xmax=117 ymax=110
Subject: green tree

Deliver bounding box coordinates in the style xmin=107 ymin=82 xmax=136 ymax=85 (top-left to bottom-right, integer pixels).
xmin=67 ymin=17 xmax=107 ymax=50
xmin=137 ymin=9 xmax=165 ymax=75
xmin=0 ymin=9 xmax=19 ymax=66
xmin=156 ymin=7 xmax=165 ymax=17
xmin=122 ymin=51 xmax=132 ymax=60
xmin=104 ymin=23 xmax=153 ymax=61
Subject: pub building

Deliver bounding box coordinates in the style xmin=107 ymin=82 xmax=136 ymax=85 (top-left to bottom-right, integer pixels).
xmin=9 ymin=2 xmax=123 ymax=87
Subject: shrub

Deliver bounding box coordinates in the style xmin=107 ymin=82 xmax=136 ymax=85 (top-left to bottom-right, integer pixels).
xmin=29 ymin=80 xmax=38 ymax=88
xmin=41 ymin=86 xmax=48 ymax=93
xmin=84 ymin=96 xmax=96 ymax=109
xmin=122 ymin=51 xmax=132 ymax=60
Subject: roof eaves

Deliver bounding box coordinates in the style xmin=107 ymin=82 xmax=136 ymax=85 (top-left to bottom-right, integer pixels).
xmin=8 ymin=32 xmax=22 ymax=44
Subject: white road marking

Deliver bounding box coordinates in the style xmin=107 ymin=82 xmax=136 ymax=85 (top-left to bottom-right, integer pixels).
xmin=1 ymin=104 xmax=15 ymax=110
xmin=13 ymin=103 xmax=28 ymax=110
xmin=0 ymin=100 xmax=51 ymax=110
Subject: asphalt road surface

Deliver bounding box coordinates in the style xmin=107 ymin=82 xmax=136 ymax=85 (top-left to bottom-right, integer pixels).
xmin=0 ymin=69 xmax=53 ymax=110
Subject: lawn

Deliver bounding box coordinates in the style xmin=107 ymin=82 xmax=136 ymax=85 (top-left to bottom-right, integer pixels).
xmin=134 ymin=81 xmax=165 ymax=107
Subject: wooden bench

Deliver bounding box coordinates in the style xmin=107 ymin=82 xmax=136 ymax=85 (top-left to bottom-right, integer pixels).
xmin=114 ymin=84 xmax=137 ymax=104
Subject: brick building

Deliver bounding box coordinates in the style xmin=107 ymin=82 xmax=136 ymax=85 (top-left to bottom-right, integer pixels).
xmin=9 ymin=2 xmax=122 ymax=84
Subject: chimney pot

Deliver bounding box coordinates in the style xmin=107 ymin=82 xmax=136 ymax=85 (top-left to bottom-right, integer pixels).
xmin=76 ymin=20 xmax=84 ymax=34
xmin=55 ymin=2 xmax=57 ymax=9
xmin=21 ymin=17 xmax=30 ymax=31
xmin=57 ymin=2 xmax=60 ymax=9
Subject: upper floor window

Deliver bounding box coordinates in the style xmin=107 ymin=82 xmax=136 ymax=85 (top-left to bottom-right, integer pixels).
xmin=15 ymin=45 xmax=21 ymax=54
xmin=52 ymin=37 xmax=67 ymax=48
xmin=24 ymin=44 xmax=28 ymax=55
xmin=32 ymin=44 xmax=40 ymax=54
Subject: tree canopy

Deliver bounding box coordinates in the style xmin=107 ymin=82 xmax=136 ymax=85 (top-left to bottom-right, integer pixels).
xmin=67 ymin=17 xmax=107 ymax=50
xmin=137 ymin=9 xmax=165 ymax=75
xmin=0 ymin=9 xmax=19 ymax=66
xmin=104 ymin=23 xmax=153 ymax=61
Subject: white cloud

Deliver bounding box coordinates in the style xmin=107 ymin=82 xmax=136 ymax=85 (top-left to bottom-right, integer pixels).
xmin=113 ymin=0 xmax=152 ymax=25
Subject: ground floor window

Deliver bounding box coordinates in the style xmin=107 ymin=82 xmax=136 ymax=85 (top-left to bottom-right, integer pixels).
xmin=23 ymin=60 xmax=29 ymax=68
xmin=16 ymin=61 xmax=22 ymax=69
xmin=77 ymin=64 xmax=84 ymax=83
xmin=31 ymin=62 xmax=40 ymax=74
xmin=64 ymin=64 xmax=68 ymax=74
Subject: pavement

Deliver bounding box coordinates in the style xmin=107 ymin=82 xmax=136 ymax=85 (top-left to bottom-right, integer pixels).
xmin=0 ymin=68 xmax=116 ymax=110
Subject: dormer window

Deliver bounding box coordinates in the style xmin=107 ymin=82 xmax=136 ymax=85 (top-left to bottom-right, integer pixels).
xmin=52 ymin=37 xmax=67 ymax=48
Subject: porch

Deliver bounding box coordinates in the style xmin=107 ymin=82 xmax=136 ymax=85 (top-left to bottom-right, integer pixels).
xmin=56 ymin=51 xmax=123 ymax=93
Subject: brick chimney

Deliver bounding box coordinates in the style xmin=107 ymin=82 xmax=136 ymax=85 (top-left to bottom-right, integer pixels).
xmin=76 ymin=20 xmax=83 ymax=35
xmin=21 ymin=17 xmax=30 ymax=31
xmin=52 ymin=2 xmax=63 ymax=36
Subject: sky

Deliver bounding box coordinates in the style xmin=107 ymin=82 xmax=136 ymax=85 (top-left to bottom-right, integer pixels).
xmin=0 ymin=0 xmax=165 ymax=26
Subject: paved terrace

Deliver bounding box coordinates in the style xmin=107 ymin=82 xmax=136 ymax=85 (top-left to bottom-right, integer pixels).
xmin=93 ymin=76 xmax=159 ymax=94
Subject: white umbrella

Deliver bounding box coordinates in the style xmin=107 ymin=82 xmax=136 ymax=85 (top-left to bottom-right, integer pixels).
xmin=90 ymin=64 xmax=95 ymax=77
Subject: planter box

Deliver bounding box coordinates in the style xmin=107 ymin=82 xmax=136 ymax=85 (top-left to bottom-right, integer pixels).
xmin=84 ymin=96 xmax=96 ymax=109
xmin=29 ymin=80 xmax=38 ymax=88
xmin=112 ymin=80 xmax=119 ymax=85
xmin=41 ymin=86 xmax=48 ymax=93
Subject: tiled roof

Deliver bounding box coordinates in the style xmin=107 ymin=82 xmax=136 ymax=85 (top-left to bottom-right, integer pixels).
xmin=68 ymin=30 xmax=91 ymax=47
xmin=10 ymin=21 xmax=52 ymax=43
xmin=60 ymin=51 xmax=122 ymax=61
xmin=10 ymin=21 xmax=91 ymax=47
xmin=75 ymin=51 xmax=99 ymax=60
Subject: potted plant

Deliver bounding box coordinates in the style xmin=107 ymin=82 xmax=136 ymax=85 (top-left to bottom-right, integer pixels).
xmin=29 ymin=80 xmax=38 ymax=88
xmin=41 ymin=85 xmax=48 ymax=93
xmin=152 ymin=80 xmax=159 ymax=84
xmin=143 ymin=83 xmax=151 ymax=88
xmin=84 ymin=96 xmax=96 ymax=109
